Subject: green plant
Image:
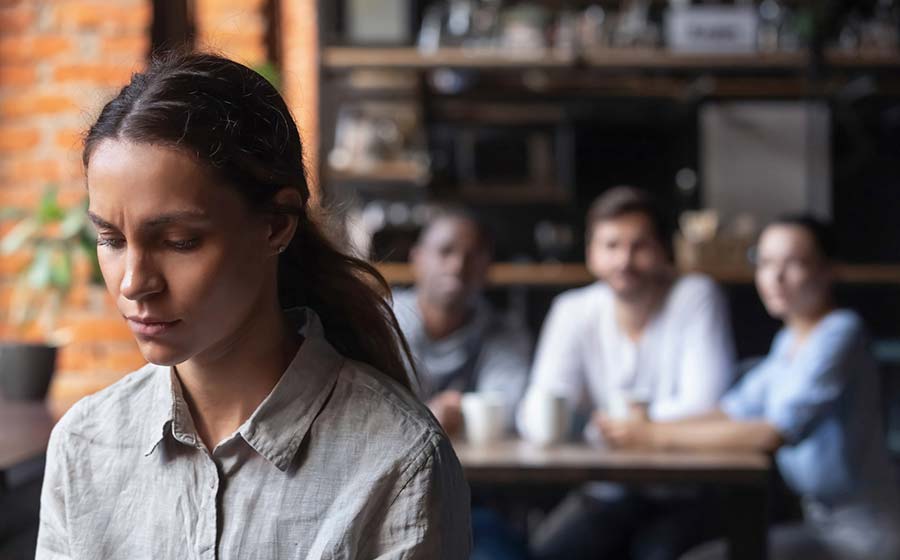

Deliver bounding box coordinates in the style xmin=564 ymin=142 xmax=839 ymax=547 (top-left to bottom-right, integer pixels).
xmin=253 ymin=61 xmax=281 ymax=91
xmin=0 ymin=186 xmax=100 ymax=338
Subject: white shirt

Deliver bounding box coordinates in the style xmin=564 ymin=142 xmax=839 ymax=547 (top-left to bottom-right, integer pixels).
xmin=518 ymin=275 xmax=736 ymax=439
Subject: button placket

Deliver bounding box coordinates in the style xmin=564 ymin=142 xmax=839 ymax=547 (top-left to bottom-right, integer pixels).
xmin=198 ymin=454 xmax=220 ymax=560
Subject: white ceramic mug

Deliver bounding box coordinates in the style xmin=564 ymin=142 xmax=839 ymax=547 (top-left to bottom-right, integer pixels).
xmin=523 ymin=391 xmax=570 ymax=447
xmin=605 ymin=390 xmax=650 ymax=420
xmin=605 ymin=390 xmax=632 ymax=420
xmin=461 ymin=392 xmax=507 ymax=446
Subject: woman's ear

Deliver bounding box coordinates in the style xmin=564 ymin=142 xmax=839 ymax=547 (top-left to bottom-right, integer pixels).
xmin=268 ymin=188 xmax=303 ymax=255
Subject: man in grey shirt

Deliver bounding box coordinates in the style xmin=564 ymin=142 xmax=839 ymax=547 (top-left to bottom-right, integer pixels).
xmin=393 ymin=206 xmax=532 ymax=436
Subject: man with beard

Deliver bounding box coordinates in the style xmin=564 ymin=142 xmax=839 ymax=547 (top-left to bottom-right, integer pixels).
xmin=393 ymin=206 xmax=532 ymax=437
xmin=519 ymin=186 xmax=737 ymax=560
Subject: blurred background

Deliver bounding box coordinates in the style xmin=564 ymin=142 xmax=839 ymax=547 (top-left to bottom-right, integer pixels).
xmin=5 ymin=0 xmax=900 ymax=410
xmin=4 ymin=1 xmax=900 ymax=558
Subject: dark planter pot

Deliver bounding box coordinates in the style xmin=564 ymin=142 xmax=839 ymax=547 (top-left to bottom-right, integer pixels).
xmin=0 ymin=342 xmax=57 ymax=401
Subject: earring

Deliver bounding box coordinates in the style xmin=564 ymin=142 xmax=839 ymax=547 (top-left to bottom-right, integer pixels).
xmin=276 ymin=245 xmax=287 ymax=254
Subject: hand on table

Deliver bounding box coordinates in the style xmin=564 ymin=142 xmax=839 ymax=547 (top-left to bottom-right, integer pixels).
xmin=594 ymin=405 xmax=656 ymax=449
xmin=428 ymin=390 xmax=463 ymax=436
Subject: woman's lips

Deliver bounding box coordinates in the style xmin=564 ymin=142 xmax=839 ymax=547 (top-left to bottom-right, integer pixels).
xmin=126 ymin=318 xmax=181 ymax=337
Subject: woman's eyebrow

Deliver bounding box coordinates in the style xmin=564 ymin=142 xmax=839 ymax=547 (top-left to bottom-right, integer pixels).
xmin=87 ymin=211 xmax=117 ymax=230
xmin=87 ymin=210 xmax=210 ymax=231
xmin=141 ymin=210 xmax=210 ymax=228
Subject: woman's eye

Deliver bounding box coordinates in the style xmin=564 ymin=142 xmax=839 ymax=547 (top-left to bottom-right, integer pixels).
xmin=97 ymin=237 xmax=125 ymax=250
xmin=166 ymin=238 xmax=200 ymax=251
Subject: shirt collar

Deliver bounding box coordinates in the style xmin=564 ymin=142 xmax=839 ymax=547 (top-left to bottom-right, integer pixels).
xmin=143 ymin=307 xmax=344 ymax=470
xmin=143 ymin=363 xmax=209 ymax=456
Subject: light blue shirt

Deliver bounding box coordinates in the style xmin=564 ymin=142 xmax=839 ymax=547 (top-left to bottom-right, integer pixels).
xmin=722 ymin=309 xmax=899 ymax=509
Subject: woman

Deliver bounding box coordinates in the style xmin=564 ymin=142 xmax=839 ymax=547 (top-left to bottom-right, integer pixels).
xmin=36 ymin=52 xmax=471 ymax=559
xmin=599 ymin=215 xmax=900 ymax=560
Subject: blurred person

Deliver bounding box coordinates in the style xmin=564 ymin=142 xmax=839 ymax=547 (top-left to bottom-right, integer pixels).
xmin=600 ymin=216 xmax=900 ymax=560
xmin=520 ymin=186 xmax=736 ymax=560
xmin=36 ymin=52 xmax=470 ymax=559
xmin=393 ymin=206 xmax=532 ymax=436
xmin=393 ymin=206 xmax=533 ymax=560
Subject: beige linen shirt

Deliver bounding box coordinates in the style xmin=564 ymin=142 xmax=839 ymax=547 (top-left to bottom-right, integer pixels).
xmin=36 ymin=309 xmax=471 ymax=559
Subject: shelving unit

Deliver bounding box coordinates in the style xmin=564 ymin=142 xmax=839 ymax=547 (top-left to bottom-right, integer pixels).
xmin=322 ymin=46 xmax=900 ymax=72
xmin=376 ymin=262 xmax=900 ymax=286
xmin=316 ymin=1 xmax=900 ymax=269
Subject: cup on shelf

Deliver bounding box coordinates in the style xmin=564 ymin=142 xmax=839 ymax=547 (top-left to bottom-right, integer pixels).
xmin=461 ymin=392 xmax=507 ymax=446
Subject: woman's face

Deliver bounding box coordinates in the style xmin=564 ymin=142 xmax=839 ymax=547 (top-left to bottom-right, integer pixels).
xmin=86 ymin=140 xmax=274 ymax=367
xmin=754 ymin=224 xmax=831 ymax=321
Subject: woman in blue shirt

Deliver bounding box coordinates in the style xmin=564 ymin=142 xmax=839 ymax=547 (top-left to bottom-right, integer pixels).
xmin=599 ymin=215 xmax=900 ymax=560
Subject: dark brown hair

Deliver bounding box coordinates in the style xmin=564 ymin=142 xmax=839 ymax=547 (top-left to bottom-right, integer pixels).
xmin=766 ymin=214 xmax=837 ymax=260
xmin=585 ymin=186 xmax=673 ymax=259
xmin=415 ymin=203 xmax=494 ymax=255
xmin=83 ymin=51 xmax=415 ymax=390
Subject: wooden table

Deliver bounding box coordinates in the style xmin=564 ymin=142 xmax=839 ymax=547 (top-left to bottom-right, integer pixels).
xmin=0 ymin=401 xmax=54 ymax=489
xmin=455 ymin=439 xmax=771 ymax=560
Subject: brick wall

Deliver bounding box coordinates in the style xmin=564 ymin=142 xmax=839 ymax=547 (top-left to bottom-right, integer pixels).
xmin=195 ymin=0 xmax=268 ymax=66
xmin=0 ymin=0 xmax=153 ymax=408
xmin=1 ymin=0 xmax=316 ymax=410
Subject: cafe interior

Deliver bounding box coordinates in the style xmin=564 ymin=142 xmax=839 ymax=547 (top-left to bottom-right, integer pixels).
xmin=3 ymin=0 xmax=900 ymax=558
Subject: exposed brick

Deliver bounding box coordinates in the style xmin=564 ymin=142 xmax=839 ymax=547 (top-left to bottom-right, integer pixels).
xmin=0 ymin=187 xmax=41 ymax=208
xmin=53 ymin=2 xmax=151 ymax=33
xmin=0 ymin=158 xmax=63 ymax=184
xmin=0 ymin=4 xmax=35 ymax=34
xmin=0 ymin=252 xmax=29 ymax=275
xmin=56 ymin=342 xmax=143 ymax=372
xmin=0 ymin=64 xmax=37 ymax=86
xmin=0 ymin=94 xmax=77 ymax=118
xmin=54 ymin=63 xmax=136 ymax=86
xmin=0 ymin=126 xmax=41 ymax=152
xmin=55 ymin=128 xmax=84 ymax=151
xmin=0 ymin=36 xmax=72 ymax=61
xmin=61 ymin=316 xmax=136 ymax=343
xmin=100 ymin=35 xmax=149 ymax=57
xmin=196 ymin=0 xmax=266 ymax=13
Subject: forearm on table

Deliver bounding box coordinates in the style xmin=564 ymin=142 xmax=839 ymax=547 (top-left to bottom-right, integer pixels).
xmin=650 ymin=415 xmax=783 ymax=453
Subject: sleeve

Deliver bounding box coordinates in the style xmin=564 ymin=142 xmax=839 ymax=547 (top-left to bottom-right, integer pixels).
xmin=721 ymin=346 xmax=783 ymax=420
xmin=765 ymin=315 xmax=864 ymax=444
xmin=373 ymin=437 xmax=472 ymax=559
xmin=35 ymin=422 xmax=73 ymax=560
xmin=651 ymin=280 xmax=737 ymax=421
xmin=475 ymin=321 xmax=533 ymax=430
xmin=516 ymin=293 xmax=588 ymax=439
xmin=721 ymin=367 xmax=770 ymax=421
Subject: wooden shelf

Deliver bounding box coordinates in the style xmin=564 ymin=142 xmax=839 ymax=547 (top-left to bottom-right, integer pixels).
xmin=582 ymin=49 xmax=806 ymax=69
xmin=375 ymin=262 xmax=900 ymax=287
xmin=327 ymin=160 xmax=430 ymax=184
xmin=323 ymin=47 xmax=574 ymax=69
xmin=825 ymin=49 xmax=900 ymax=67
xmin=323 ymin=46 xmax=900 ymax=72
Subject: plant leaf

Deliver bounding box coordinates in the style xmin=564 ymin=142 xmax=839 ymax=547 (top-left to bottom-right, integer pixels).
xmin=37 ymin=188 xmax=65 ymax=224
xmin=0 ymin=217 xmax=39 ymax=254
xmin=50 ymin=249 xmax=73 ymax=291
xmin=254 ymin=61 xmax=281 ymax=91
xmin=59 ymin=201 xmax=87 ymax=238
xmin=26 ymin=244 xmax=53 ymax=289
